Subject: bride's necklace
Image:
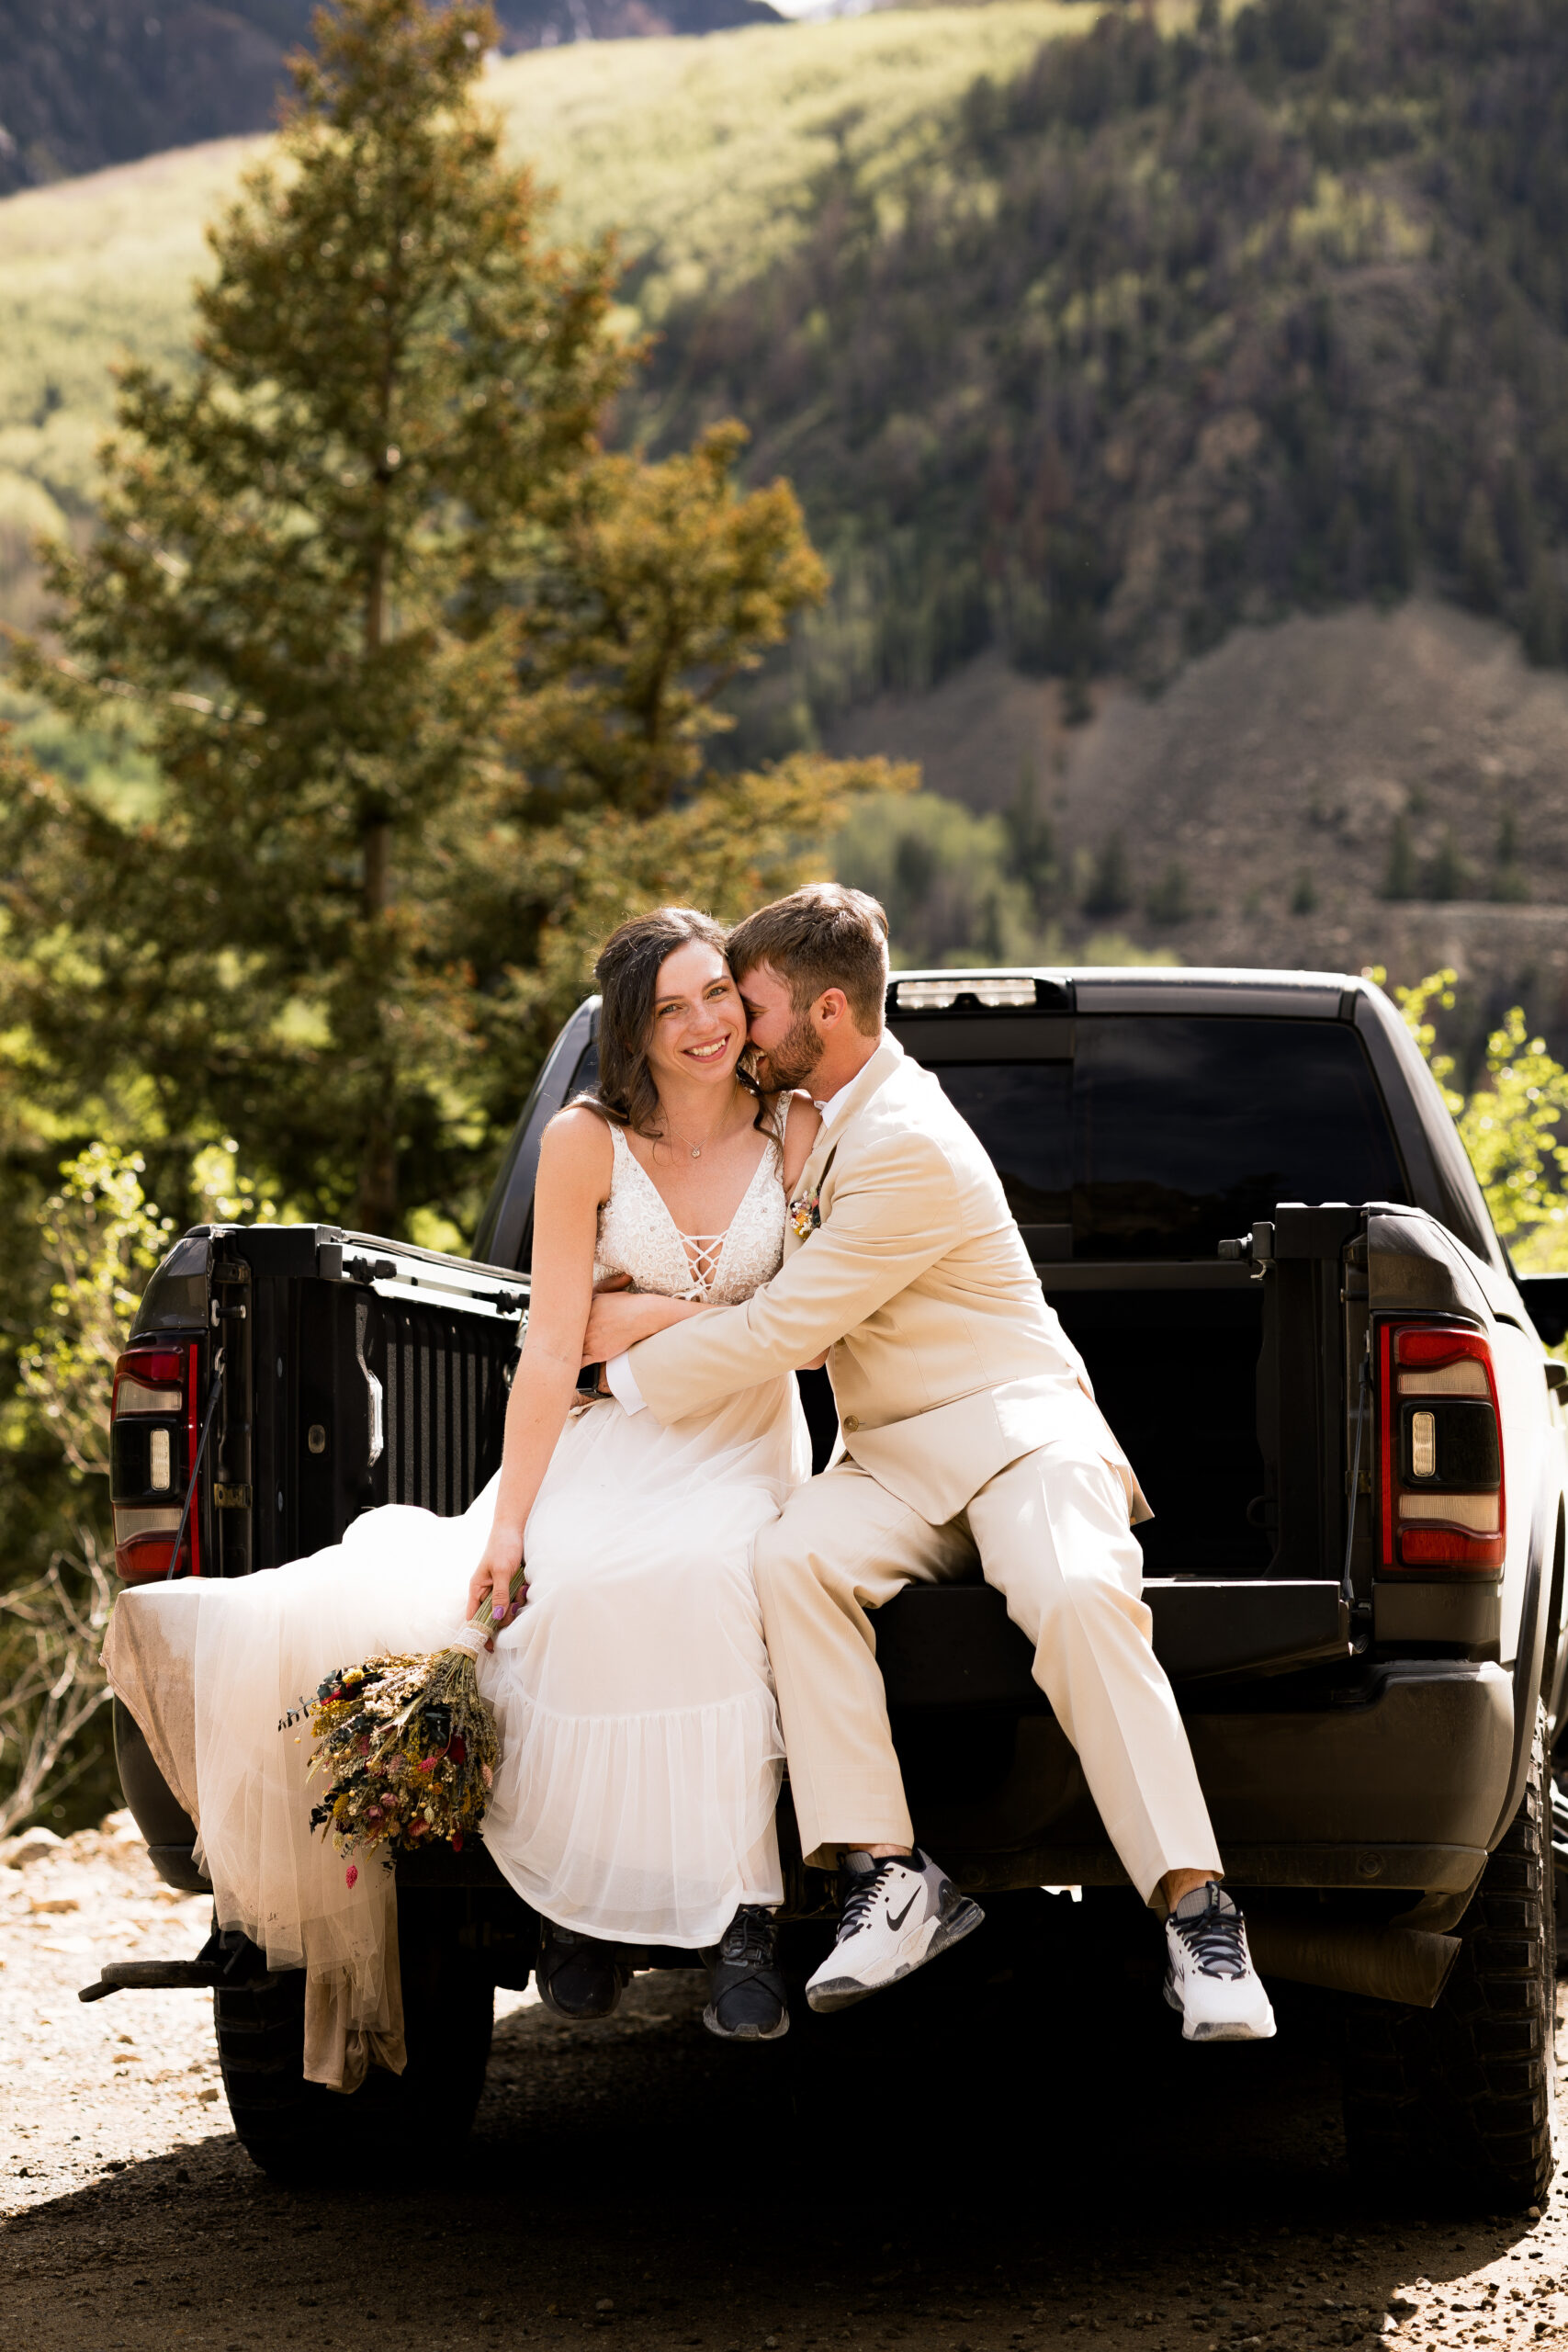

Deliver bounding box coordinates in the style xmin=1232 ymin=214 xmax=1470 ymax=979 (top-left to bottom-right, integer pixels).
xmin=663 ymin=1127 xmax=717 ymax=1160
xmin=659 ymin=1093 xmax=742 ymax=1161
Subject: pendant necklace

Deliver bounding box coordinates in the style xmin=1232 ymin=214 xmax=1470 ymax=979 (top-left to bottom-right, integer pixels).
xmin=666 ymin=1085 xmax=739 ymax=1161
xmin=660 ymin=1125 xmax=709 ymax=1160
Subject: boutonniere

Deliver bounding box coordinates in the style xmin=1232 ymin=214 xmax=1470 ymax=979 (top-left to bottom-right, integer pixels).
xmin=789 ymin=1187 xmax=822 ymax=1240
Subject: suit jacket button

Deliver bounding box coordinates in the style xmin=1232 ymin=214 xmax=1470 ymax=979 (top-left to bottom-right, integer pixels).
xmin=843 ymin=1415 xmax=860 ymax=1433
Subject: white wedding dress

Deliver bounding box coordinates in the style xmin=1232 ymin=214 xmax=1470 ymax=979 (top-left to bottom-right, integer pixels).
xmin=106 ymin=1102 xmax=809 ymax=2089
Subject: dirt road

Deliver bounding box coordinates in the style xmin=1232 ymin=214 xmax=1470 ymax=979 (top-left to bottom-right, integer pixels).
xmin=6 ymin=1820 xmax=1568 ymax=2352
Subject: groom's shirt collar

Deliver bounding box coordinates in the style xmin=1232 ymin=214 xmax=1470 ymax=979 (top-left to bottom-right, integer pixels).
xmin=811 ymin=1030 xmax=900 ymax=1134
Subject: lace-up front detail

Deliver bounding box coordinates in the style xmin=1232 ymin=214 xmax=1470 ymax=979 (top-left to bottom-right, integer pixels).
xmin=716 ymin=1903 xmax=778 ymax=1969
xmin=835 ymin=1865 xmax=892 ymax=1942
xmin=593 ymin=1102 xmax=791 ymax=1306
xmin=1168 ymin=1883 xmax=1247 ymax=1978
xmin=680 ymin=1230 xmax=728 ymax=1295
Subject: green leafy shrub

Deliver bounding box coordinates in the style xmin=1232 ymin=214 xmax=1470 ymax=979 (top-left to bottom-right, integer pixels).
xmin=834 ymin=792 xmax=1043 ymax=969
xmin=833 ymin=789 xmax=1178 ymax=970
xmin=0 ymin=1136 xmax=288 ymax=1831
xmin=1396 ymin=968 xmax=1568 ymax=1272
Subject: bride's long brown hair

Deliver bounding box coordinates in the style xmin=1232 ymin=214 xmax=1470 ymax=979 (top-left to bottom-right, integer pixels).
xmin=580 ymin=906 xmax=768 ymax=1141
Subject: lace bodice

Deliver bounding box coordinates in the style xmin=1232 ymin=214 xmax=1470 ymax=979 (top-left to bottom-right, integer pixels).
xmin=593 ymin=1101 xmax=790 ymax=1306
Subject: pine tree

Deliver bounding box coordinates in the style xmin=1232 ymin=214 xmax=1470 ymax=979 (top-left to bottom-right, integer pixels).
xmin=1082 ymin=831 xmax=1133 ymax=917
xmin=1523 ymin=548 xmax=1564 ymax=667
xmin=6 ymin=0 xmax=845 ymax=1238
xmin=1426 ymin=827 xmax=1470 ymax=902
xmin=1383 ymin=452 xmax=1418 ymax=594
xmin=1005 ymin=758 xmax=1057 ymax=921
xmin=14 ymin=0 xmax=619 ymax=1231
xmin=1461 ymin=484 xmax=1505 ymax=613
xmin=1500 ymin=455 xmax=1539 ymax=586
xmin=1382 ymin=814 xmax=1417 ymax=901
xmin=1145 ymin=860 xmax=1192 ymax=925
xmin=1493 ymin=808 xmax=1529 ymax=902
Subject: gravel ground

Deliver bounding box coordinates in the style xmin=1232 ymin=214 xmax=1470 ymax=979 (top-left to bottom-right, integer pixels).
xmin=6 ymin=1820 xmax=1568 ymax=2352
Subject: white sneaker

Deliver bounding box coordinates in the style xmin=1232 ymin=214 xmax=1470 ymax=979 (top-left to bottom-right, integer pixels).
xmin=1163 ymin=1883 xmax=1277 ymax=2042
xmin=805 ymin=1849 xmax=984 ymax=2014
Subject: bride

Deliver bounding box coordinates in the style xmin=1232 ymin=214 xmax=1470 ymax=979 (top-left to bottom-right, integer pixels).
xmin=107 ymin=905 xmax=821 ymax=2087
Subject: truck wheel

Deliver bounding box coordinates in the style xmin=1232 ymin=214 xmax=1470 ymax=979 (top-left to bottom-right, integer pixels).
xmin=1342 ymin=1704 xmax=1558 ymax=2210
xmin=214 ymin=1893 xmax=494 ymax=2184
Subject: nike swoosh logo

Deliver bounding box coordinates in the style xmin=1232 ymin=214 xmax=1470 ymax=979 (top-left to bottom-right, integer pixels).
xmin=886 ymin=1892 xmax=919 ymax=1933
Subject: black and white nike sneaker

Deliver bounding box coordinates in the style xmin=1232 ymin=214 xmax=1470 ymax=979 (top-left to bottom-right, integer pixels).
xmin=805 ymin=1849 xmax=984 ymax=2014
xmin=1162 ymin=1883 xmax=1276 ymax=2042
xmin=703 ymin=1904 xmax=790 ymax=2042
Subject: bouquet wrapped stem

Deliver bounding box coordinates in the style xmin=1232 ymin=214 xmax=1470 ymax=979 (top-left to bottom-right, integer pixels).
xmin=300 ymin=1568 xmax=523 ymax=1886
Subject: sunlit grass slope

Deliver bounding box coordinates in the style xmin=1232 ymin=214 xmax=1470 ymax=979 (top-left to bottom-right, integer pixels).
xmin=0 ymin=140 xmax=263 ymax=563
xmin=0 ymin=3 xmax=1080 ymax=572
xmin=489 ymin=3 xmax=1090 ymax=311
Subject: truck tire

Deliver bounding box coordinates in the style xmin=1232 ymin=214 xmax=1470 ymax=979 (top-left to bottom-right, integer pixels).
xmin=1342 ymin=1704 xmax=1558 ymax=2210
xmin=214 ymin=1892 xmax=494 ymax=2183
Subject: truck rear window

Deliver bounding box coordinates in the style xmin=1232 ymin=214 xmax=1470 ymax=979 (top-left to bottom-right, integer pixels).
xmin=915 ymin=1015 xmax=1408 ymax=1260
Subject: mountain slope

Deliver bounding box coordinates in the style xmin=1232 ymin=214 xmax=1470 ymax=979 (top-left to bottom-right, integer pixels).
xmin=0 ymin=1 xmax=1079 ymax=619
xmin=823 ymin=597 xmax=1568 ymax=1045
xmin=0 ymin=0 xmax=784 ymax=200
xmin=0 ymin=1 xmax=316 ymax=194
xmin=638 ymin=0 xmax=1568 ymax=730
xmin=9 ymin=0 xmax=1566 ymax=698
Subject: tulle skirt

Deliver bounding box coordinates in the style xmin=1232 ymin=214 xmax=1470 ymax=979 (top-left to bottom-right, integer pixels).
xmin=105 ymin=1372 xmax=809 ymax=2087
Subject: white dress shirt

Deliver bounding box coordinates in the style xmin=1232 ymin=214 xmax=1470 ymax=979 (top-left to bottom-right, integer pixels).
xmin=605 ymin=1077 xmax=856 ymax=1415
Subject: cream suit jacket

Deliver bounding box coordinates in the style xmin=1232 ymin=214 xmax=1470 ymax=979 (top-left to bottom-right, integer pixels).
xmin=626 ymin=1034 xmax=1149 ymax=1528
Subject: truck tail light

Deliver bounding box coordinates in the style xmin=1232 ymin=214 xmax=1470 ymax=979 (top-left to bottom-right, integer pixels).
xmin=1377 ymin=1322 xmax=1504 ymax=1575
xmin=110 ymin=1340 xmax=200 ymax=1582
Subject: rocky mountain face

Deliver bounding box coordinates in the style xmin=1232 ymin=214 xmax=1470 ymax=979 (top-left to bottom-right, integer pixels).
xmin=824 ymin=595 xmax=1568 ymax=1061
xmin=0 ymin=0 xmax=781 ymax=197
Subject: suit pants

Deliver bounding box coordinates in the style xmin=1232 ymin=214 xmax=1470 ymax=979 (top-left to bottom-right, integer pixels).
xmin=752 ymin=1438 xmax=1223 ymax=1905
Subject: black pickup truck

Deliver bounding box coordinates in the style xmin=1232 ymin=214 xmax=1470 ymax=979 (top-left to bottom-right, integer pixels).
xmin=103 ymin=966 xmax=1568 ymax=2205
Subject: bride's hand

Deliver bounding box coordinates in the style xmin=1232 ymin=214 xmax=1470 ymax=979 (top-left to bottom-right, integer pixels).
xmin=468 ymin=1528 xmax=526 ymax=1649
xmin=582 ymin=1288 xmax=705 ymax=1364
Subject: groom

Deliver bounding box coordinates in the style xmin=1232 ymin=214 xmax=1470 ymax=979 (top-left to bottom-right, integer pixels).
xmin=587 ymin=884 xmax=1275 ymax=2044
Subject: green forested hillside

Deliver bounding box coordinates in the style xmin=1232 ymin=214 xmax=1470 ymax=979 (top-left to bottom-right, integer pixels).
xmin=637 ymin=0 xmax=1568 ymax=735
xmin=6 ymin=0 xmax=1568 ymax=719
xmin=0 ymin=2 xmax=1082 ymax=622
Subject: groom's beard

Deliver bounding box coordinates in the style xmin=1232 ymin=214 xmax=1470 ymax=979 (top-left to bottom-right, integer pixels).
xmin=753 ymin=1011 xmax=825 ymax=1095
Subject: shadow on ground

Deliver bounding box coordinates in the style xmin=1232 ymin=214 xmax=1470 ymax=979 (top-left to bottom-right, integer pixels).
xmin=5 ymin=1894 xmax=1564 ymax=2352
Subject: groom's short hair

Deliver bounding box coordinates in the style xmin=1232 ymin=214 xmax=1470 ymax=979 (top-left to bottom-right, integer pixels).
xmin=728 ymin=884 xmax=889 ymax=1035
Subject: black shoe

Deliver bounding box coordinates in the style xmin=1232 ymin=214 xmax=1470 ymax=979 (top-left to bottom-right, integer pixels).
xmin=702 ymin=1905 xmax=790 ymax=2041
xmin=536 ymin=1918 xmax=629 ymax=2020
